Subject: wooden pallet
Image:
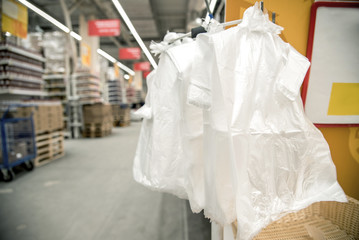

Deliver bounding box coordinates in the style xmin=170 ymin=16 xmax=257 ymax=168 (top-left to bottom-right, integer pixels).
xmin=82 ymin=129 xmax=112 ymax=138
xmin=82 ymin=122 xmax=112 ymax=138
xmin=113 ymin=120 xmax=131 ymax=127
xmin=35 ymin=130 xmax=64 ymax=167
xmin=36 ymin=127 xmax=64 ymax=135
xmin=119 ymin=121 xmax=130 ymax=127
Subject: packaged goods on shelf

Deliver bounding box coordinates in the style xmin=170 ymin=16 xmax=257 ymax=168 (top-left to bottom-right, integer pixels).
xmin=73 ymin=67 xmax=102 ymax=104
xmin=106 ymin=68 xmax=127 ymax=104
xmin=11 ymin=101 xmax=64 ymax=134
xmin=126 ymin=86 xmax=135 ymax=104
xmin=134 ymin=90 xmax=142 ymax=104
xmin=0 ymin=42 xmax=45 ymax=92
xmin=82 ymin=103 xmax=113 ymax=138
xmin=20 ymin=32 xmax=43 ymax=53
xmin=43 ymin=74 xmax=67 ymax=100
xmin=42 ymin=32 xmax=67 ymax=73
xmin=107 ymin=79 xmax=127 ymax=105
xmin=112 ymin=104 xmax=130 ymax=127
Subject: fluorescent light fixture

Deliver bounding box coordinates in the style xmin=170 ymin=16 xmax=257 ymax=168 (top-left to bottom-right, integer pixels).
xmin=117 ymin=62 xmax=135 ymax=76
xmin=97 ymin=49 xmax=135 ymax=76
xmin=18 ymin=0 xmax=82 ymax=41
xmin=18 ymin=0 xmax=70 ymax=33
xmin=5 ymin=32 xmax=11 ymax=37
xmin=205 ymin=0 xmax=218 ymax=22
xmin=70 ymin=31 xmax=82 ymax=41
xmin=112 ymin=0 xmax=157 ymax=69
xmin=97 ymin=49 xmax=117 ymax=63
xmin=124 ymin=74 xmax=130 ymax=80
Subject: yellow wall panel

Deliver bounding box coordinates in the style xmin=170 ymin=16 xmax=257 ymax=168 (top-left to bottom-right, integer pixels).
xmin=327 ymin=83 xmax=359 ymax=115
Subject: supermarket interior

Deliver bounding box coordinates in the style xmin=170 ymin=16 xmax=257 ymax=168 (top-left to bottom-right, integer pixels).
xmin=0 ymin=0 xmax=358 ymax=240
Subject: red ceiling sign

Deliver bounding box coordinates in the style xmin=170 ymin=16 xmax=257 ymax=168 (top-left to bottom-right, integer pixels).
xmin=88 ymin=19 xmax=120 ymax=36
xmin=119 ymin=48 xmax=141 ymax=60
xmin=134 ymin=62 xmax=151 ymax=71
xmin=143 ymin=71 xmax=151 ymax=79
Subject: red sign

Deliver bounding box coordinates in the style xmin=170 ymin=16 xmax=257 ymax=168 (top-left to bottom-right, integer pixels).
xmin=143 ymin=71 xmax=151 ymax=79
xmin=119 ymin=48 xmax=141 ymax=60
xmin=88 ymin=19 xmax=120 ymax=36
xmin=134 ymin=62 xmax=151 ymax=71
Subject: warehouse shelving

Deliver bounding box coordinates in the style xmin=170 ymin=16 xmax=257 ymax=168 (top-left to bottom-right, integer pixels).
xmin=0 ymin=43 xmax=45 ymax=94
xmin=0 ymin=89 xmax=47 ymax=96
xmin=0 ymin=45 xmax=45 ymax=62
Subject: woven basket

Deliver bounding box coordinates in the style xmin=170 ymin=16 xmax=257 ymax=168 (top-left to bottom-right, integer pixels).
xmin=232 ymin=196 xmax=359 ymax=240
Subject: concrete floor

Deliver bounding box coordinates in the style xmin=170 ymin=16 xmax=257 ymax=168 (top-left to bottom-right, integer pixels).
xmin=0 ymin=122 xmax=210 ymax=240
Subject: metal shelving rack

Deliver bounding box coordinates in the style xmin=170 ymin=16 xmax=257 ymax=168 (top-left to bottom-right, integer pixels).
xmin=43 ymin=73 xmax=71 ymax=138
xmin=0 ymin=43 xmax=46 ymax=95
xmin=69 ymin=71 xmax=102 ymax=138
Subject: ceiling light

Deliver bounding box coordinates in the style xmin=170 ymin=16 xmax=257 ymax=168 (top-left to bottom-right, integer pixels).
xmin=112 ymin=0 xmax=157 ymax=69
xmin=18 ymin=0 xmax=81 ymax=41
xmin=18 ymin=0 xmax=70 ymax=33
xmin=70 ymin=31 xmax=82 ymax=41
xmin=117 ymin=62 xmax=135 ymax=76
xmin=97 ymin=49 xmax=116 ymax=63
xmin=97 ymin=49 xmax=135 ymax=76
xmin=5 ymin=32 xmax=11 ymax=37
xmin=124 ymin=74 xmax=130 ymax=80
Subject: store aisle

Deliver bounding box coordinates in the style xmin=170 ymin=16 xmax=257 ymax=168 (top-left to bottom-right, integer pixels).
xmin=0 ymin=122 xmax=210 ymax=240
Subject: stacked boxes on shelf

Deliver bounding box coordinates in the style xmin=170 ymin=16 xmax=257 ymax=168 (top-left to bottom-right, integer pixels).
xmin=82 ymin=103 xmax=112 ymax=138
xmin=112 ymin=104 xmax=131 ymax=127
xmin=107 ymin=76 xmax=130 ymax=127
xmin=12 ymin=102 xmax=65 ymax=167
xmin=134 ymin=90 xmax=142 ymax=105
xmin=126 ymin=86 xmax=135 ymax=105
xmin=42 ymin=32 xmax=69 ymax=135
xmin=42 ymin=32 xmax=67 ymax=74
xmin=14 ymin=102 xmax=64 ymax=133
xmin=44 ymin=74 xmax=67 ymax=102
xmin=73 ymin=69 xmax=102 ymax=104
xmin=42 ymin=32 xmax=68 ymax=100
xmin=108 ymin=80 xmax=126 ymax=105
xmin=0 ymin=40 xmax=45 ymax=92
xmin=20 ymin=32 xmax=43 ymax=53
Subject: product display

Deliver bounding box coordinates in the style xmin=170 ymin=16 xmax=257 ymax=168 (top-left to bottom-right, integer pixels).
xmin=13 ymin=101 xmax=64 ymax=134
xmin=73 ymin=68 xmax=102 ymax=105
xmin=0 ymin=41 xmax=45 ymax=92
xmin=126 ymin=85 xmax=135 ymax=105
xmin=112 ymin=104 xmax=131 ymax=127
xmin=107 ymin=80 xmax=126 ymax=105
xmin=105 ymin=67 xmax=127 ymax=105
xmin=42 ymin=32 xmax=68 ymax=73
xmin=44 ymin=74 xmax=67 ymax=101
xmin=134 ymin=3 xmax=347 ymax=240
xmin=82 ymin=103 xmax=113 ymax=138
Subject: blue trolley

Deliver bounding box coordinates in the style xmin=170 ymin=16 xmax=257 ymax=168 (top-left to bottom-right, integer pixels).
xmin=0 ymin=105 xmax=36 ymax=181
